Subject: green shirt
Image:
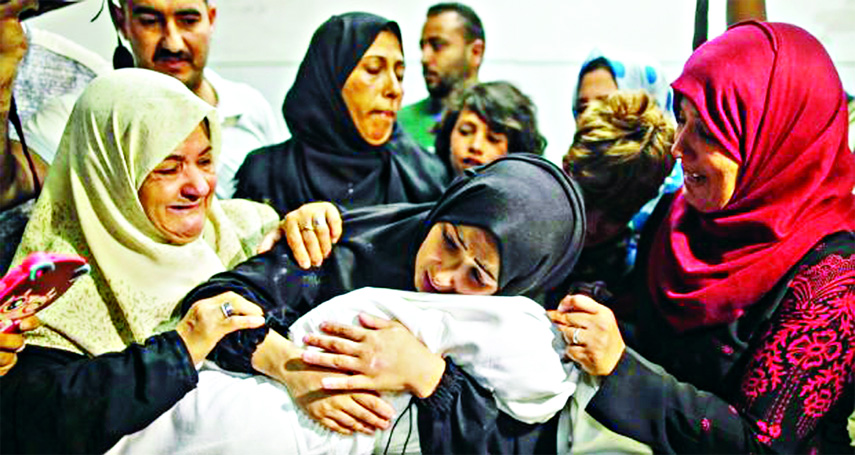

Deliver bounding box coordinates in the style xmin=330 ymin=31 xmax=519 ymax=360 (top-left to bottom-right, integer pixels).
xmin=398 ymin=97 xmax=443 ymax=153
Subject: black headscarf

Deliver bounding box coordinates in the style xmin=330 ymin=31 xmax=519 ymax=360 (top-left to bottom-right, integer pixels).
xmin=234 ymin=12 xmax=450 ymax=215
xmin=321 ymin=154 xmax=587 ymax=299
xmin=425 ymin=154 xmax=586 ymax=295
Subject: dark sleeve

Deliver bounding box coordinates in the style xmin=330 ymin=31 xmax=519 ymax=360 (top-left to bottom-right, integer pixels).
xmin=587 ymin=248 xmax=855 ymax=454
xmin=416 ymin=359 xmax=559 ymax=454
xmin=179 ymin=240 xmax=324 ymax=374
xmin=233 ymin=149 xmax=271 ymax=207
xmin=0 ymin=331 xmax=197 ymax=454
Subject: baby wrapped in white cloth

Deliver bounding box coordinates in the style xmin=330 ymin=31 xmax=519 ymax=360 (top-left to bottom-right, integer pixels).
xmin=108 ymin=288 xmax=578 ymax=455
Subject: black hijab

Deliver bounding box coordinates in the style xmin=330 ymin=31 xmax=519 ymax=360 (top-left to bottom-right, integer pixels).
xmin=234 ymin=12 xmax=450 ymax=215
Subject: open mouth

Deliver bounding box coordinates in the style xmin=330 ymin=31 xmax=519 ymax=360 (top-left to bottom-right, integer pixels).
xmin=421 ymin=271 xmax=439 ymax=293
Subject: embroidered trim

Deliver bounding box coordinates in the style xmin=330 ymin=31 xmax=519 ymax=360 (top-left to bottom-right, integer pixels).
xmin=738 ymin=253 xmax=855 ymax=444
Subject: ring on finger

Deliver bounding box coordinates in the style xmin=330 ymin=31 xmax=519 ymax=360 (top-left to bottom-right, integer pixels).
xmin=220 ymin=301 xmax=235 ymax=319
xmin=571 ymin=327 xmax=582 ymax=345
xmin=300 ymin=221 xmax=314 ymax=232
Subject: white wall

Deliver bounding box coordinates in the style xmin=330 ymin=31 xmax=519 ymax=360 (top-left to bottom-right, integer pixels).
xmin=26 ymin=0 xmax=855 ymax=164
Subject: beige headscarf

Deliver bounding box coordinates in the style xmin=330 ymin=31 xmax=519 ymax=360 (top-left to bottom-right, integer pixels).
xmin=13 ymin=69 xmax=278 ymax=356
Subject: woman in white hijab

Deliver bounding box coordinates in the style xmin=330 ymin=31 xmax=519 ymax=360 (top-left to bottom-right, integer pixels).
xmin=0 ymin=68 xmax=277 ymax=454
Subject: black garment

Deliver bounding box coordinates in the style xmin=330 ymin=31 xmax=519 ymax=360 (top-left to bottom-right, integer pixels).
xmin=182 ymin=155 xmax=586 ymax=452
xmin=234 ymin=12 xmax=449 ymax=215
xmin=0 ymin=331 xmax=197 ymax=454
xmin=0 ymin=198 xmax=34 ymax=274
xmin=543 ymin=229 xmax=633 ymax=313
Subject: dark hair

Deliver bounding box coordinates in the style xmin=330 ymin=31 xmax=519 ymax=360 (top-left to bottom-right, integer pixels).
xmin=427 ymin=2 xmax=484 ymax=43
xmin=435 ymin=81 xmax=545 ymax=170
xmin=573 ymin=57 xmax=616 ymax=118
xmin=564 ymin=90 xmax=675 ymax=226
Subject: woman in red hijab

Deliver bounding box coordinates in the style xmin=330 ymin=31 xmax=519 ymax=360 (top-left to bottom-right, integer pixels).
xmin=551 ymin=21 xmax=855 ymax=453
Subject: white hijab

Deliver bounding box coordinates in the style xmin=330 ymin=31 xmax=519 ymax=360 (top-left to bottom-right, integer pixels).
xmin=14 ymin=69 xmax=278 ymax=356
xmin=573 ymin=48 xmax=674 ymax=119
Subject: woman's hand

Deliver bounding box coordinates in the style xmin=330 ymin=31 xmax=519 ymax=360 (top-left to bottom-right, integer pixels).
xmin=0 ymin=315 xmax=39 ymax=376
xmin=175 ymin=292 xmax=266 ymax=365
xmin=301 ymin=313 xmax=447 ymax=398
xmin=256 ymin=202 xmax=342 ymax=269
xmin=547 ymin=294 xmax=626 ymax=376
xmin=251 ymin=331 xmax=394 ymax=435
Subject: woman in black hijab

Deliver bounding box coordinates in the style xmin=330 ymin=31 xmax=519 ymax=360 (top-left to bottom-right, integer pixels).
xmin=234 ymin=12 xmax=449 ymax=215
xmin=180 ymin=154 xmax=585 ymax=445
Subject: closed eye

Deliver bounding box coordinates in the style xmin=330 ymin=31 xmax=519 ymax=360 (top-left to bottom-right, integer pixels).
xmin=176 ymin=13 xmax=201 ymax=26
xmin=470 ymin=267 xmax=486 ymax=287
xmin=442 ymin=227 xmax=459 ymax=251
xmin=135 ymin=13 xmax=160 ymax=26
xmin=153 ymin=165 xmax=180 ymax=175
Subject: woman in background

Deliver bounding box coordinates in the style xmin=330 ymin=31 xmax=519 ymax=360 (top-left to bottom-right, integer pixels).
xmin=235 ymin=13 xmax=449 ymax=216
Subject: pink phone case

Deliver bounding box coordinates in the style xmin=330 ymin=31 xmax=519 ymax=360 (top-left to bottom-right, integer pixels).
xmin=0 ymin=253 xmax=89 ymax=333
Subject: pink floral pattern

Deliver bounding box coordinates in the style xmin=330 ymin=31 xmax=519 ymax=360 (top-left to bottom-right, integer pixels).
xmin=738 ymin=252 xmax=855 ymax=446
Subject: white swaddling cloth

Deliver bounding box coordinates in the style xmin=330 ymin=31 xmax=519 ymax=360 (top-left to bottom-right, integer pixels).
xmin=290 ymin=287 xmax=578 ymax=424
xmin=108 ymin=288 xmax=578 ymax=455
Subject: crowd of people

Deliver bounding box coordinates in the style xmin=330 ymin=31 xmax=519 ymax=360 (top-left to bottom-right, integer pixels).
xmin=0 ymin=0 xmax=853 ymax=454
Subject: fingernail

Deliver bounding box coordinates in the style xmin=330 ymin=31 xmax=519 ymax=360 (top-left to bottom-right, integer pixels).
xmin=248 ymin=316 xmax=265 ymax=326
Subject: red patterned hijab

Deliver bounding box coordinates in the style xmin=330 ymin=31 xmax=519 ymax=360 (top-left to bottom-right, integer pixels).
xmin=649 ymin=21 xmax=855 ymax=332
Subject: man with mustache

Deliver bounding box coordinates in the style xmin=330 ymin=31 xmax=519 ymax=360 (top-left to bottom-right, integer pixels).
xmin=398 ymin=3 xmax=484 ymax=153
xmin=21 ymin=0 xmax=285 ymax=198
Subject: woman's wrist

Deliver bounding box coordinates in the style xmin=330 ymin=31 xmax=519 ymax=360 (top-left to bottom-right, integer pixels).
xmin=409 ymin=353 xmax=446 ymax=398
xmin=251 ymin=331 xmax=300 ymax=379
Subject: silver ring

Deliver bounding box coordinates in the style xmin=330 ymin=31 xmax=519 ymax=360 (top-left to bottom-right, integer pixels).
xmin=571 ymin=327 xmax=582 ymax=345
xmin=220 ymin=301 xmax=234 ymax=319
xmin=300 ymin=222 xmax=314 ymax=232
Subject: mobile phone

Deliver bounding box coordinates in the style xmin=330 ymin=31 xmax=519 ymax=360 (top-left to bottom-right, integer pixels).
xmin=0 ymin=252 xmax=89 ymax=333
